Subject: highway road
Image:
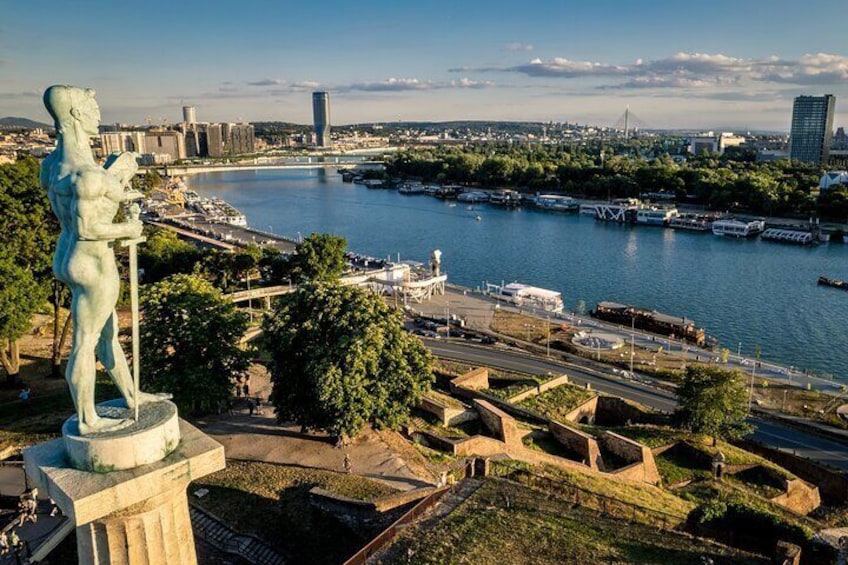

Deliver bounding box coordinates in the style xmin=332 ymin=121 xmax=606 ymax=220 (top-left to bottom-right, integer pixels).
xmin=426 ymin=339 xmax=848 ymax=471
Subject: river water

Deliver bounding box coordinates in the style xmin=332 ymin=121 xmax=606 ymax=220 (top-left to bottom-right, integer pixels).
xmin=187 ymin=167 xmax=848 ymax=380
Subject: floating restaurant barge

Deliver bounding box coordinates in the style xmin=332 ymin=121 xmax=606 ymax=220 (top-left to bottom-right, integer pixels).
xmin=591 ymin=301 xmax=707 ymax=346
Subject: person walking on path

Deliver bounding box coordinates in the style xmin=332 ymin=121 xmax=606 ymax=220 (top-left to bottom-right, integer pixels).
xmin=343 ymin=452 xmax=352 ymax=474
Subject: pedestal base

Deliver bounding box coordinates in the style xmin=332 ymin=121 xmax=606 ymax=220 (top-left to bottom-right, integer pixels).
xmin=24 ymin=419 xmax=225 ymax=565
xmin=62 ymin=399 xmax=181 ymax=472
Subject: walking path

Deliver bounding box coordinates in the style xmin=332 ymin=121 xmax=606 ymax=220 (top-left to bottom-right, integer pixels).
xmin=196 ymin=412 xmax=433 ymax=492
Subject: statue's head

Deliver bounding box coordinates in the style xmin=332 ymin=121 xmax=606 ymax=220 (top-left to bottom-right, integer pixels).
xmin=43 ymin=85 xmax=100 ymax=136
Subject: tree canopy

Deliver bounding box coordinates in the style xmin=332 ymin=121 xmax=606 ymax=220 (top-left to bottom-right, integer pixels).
xmin=140 ymin=274 xmax=250 ymax=415
xmin=675 ymin=365 xmax=752 ymax=445
xmin=0 ymin=156 xmax=56 ymax=384
xmin=290 ymin=233 xmax=347 ymax=283
xmin=262 ymin=282 xmax=433 ymax=438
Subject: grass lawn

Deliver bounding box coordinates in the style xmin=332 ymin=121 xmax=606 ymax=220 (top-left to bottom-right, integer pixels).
xmin=0 ymin=372 xmax=121 ymax=453
xmin=389 ymin=479 xmax=765 ymax=565
xmin=500 ymin=461 xmax=696 ymax=521
xmin=191 ymin=460 xmax=399 ymax=564
xmin=518 ymin=384 xmax=596 ymax=422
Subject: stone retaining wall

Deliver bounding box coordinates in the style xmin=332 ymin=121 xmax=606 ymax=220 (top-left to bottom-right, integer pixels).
xmin=564 ymin=396 xmax=599 ymax=424
xmin=548 ymin=421 xmax=601 ymax=470
xmin=601 ymin=431 xmax=660 ymax=484
xmin=418 ymin=394 xmax=477 ymax=426
xmin=474 ymin=399 xmax=521 ymax=446
xmin=450 ymin=367 xmax=489 ymax=392
xmin=508 ymin=374 xmax=570 ymax=404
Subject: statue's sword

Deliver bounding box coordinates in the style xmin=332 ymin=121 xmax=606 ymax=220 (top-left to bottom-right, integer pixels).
xmin=121 ymin=202 xmax=145 ymax=422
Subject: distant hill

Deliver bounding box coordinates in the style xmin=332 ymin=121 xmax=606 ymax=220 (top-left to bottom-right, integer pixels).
xmin=0 ymin=117 xmax=53 ymax=130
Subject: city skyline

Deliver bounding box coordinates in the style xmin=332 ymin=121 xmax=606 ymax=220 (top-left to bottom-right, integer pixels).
xmin=2 ymin=0 xmax=848 ymax=130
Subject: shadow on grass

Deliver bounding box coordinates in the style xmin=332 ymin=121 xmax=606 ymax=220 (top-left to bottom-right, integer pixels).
xmin=194 ymin=484 xmax=367 ymax=565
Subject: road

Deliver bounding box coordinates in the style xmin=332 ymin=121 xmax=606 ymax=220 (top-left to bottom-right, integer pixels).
xmin=426 ymin=339 xmax=848 ymax=471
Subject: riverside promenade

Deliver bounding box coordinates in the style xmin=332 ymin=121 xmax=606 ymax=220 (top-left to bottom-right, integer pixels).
xmin=412 ymin=284 xmax=844 ymax=394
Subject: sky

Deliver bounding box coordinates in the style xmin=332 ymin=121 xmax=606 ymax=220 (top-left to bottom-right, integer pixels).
xmin=2 ymin=0 xmax=848 ymax=131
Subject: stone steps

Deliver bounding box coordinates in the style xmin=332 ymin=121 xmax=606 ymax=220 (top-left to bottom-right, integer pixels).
xmin=190 ymin=505 xmax=287 ymax=565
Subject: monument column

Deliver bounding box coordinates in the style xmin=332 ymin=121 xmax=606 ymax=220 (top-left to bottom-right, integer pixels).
xmin=25 ymin=419 xmax=224 ymax=565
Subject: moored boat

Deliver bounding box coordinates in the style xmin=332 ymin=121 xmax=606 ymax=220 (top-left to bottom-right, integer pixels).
xmin=712 ymin=218 xmax=765 ymax=238
xmin=761 ymin=228 xmax=814 ymax=245
xmin=669 ymin=213 xmax=717 ymax=232
xmin=636 ymin=207 xmax=678 ymax=226
xmin=489 ymin=189 xmax=522 ymax=207
xmin=457 ymin=191 xmax=490 ymax=203
xmin=533 ymin=194 xmax=579 ymax=212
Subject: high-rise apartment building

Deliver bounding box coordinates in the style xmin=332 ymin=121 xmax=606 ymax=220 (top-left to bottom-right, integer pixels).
xmin=790 ymin=95 xmax=836 ymax=164
xmin=312 ymin=91 xmax=331 ymax=147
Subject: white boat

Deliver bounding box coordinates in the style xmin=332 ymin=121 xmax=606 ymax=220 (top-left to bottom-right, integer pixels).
xmin=398 ymin=182 xmax=426 ymax=195
xmin=489 ymin=190 xmax=522 ymax=207
xmin=712 ymin=218 xmax=766 ymax=238
xmin=457 ymin=191 xmax=490 ymax=203
xmin=533 ymin=194 xmax=579 ymax=212
xmin=669 ymin=213 xmax=716 ymax=231
xmin=636 ymin=207 xmax=678 ymax=226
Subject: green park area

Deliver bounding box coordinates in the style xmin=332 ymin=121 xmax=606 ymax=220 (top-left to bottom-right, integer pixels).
xmin=388 ymin=479 xmax=766 ymax=565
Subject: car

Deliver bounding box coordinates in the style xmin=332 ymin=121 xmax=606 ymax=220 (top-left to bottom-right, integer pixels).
xmin=481 ymin=336 xmax=497 ymax=345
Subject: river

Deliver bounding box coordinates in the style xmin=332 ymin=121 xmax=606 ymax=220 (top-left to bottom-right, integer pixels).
xmin=187 ymin=167 xmax=848 ymax=380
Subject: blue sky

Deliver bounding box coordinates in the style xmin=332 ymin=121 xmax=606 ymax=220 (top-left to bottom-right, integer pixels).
xmin=2 ymin=0 xmax=847 ymax=130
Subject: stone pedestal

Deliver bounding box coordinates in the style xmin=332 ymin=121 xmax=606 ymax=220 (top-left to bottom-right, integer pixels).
xmin=23 ymin=419 xmax=225 ymax=565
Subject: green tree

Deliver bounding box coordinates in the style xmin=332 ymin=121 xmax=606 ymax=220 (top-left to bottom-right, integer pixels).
xmin=138 ymin=227 xmax=205 ymax=284
xmin=0 ymin=258 xmax=44 ymax=386
xmin=290 ymin=233 xmax=347 ymax=283
xmin=0 ymin=156 xmax=56 ymax=384
xmin=675 ymin=365 xmax=752 ymax=446
xmin=140 ymin=274 xmax=251 ymax=415
xmin=262 ymin=283 xmax=433 ymax=439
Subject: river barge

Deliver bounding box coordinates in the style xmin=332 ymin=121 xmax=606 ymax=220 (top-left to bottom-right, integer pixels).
xmin=818 ymin=276 xmax=848 ymax=290
xmin=591 ymin=301 xmax=706 ymax=346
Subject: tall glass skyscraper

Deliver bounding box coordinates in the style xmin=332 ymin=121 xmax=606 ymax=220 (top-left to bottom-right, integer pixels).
xmin=789 ymin=95 xmax=835 ymax=164
xmin=312 ymin=92 xmax=331 ymax=147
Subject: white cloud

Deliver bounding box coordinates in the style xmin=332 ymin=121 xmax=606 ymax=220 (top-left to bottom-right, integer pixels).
xmin=466 ymin=50 xmax=848 ymax=89
xmin=504 ymin=42 xmax=533 ymax=52
xmin=341 ymin=77 xmax=494 ymax=92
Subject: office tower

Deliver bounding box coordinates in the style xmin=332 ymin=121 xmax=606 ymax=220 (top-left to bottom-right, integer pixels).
xmin=790 ymin=95 xmax=836 ymax=164
xmin=312 ymin=91 xmax=331 ymax=147
xmin=182 ymin=106 xmax=196 ymax=124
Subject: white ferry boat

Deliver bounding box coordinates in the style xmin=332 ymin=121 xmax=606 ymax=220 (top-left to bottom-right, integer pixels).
xmin=579 ymin=203 xmax=600 ymax=216
xmin=595 ymin=199 xmax=640 ymax=223
xmin=636 ymin=207 xmax=678 ymax=226
xmin=457 ymin=191 xmax=490 ymax=203
xmin=533 ymin=194 xmax=579 ymax=212
xmin=711 ymin=218 xmax=766 ymax=238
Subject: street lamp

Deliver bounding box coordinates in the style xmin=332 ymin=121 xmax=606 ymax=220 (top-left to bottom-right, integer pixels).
xmin=546 ymin=314 xmax=551 ymax=358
